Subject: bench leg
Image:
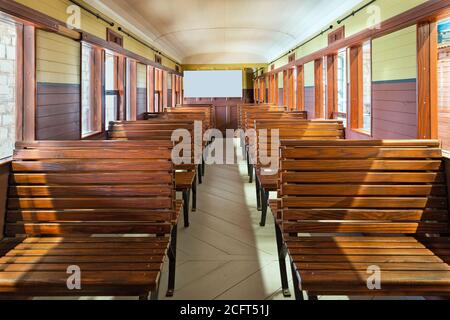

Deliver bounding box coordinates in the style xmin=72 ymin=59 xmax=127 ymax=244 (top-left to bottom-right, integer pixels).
xmin=202 ymin=158 xmax=206 ymax=177
xmin=290 ymin=260 xmax=304 ymax=301
xmin=248 ymin=161 xmax=253 ymax=183
xmin=150 ymin=279 xmax=161 ymax=301
xmin=166 ymin=224 xmax=178 ymax=297
xmin=182 ymin=189 xmax=190 ymax=228
xmin=198 ymin=165 xmax=203 ymax=185
xmin=275 ymin=221 xmax=291 ymax=297
xmin=255 ymin=170 xmax=262 ymax=211
xmin=192 ymin=175 xmax=197 ymax=212
xmin=242 ymin=142 xmax=247 ymax=160
xmin=259 ymin=189 xmax=269 ymax=227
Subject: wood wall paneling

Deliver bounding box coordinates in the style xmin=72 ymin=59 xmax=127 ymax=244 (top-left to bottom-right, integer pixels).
xmin=417 ymin=21 xmax=438 ymax=139
xmin=36 ymin=83 xmax=81 ymax=140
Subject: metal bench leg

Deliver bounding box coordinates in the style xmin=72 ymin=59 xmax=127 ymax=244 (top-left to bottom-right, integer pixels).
xmin=259 ymin=189 xmax=269 ymax=227
xmin=275 ymin=221 xmax=291 ymax=297
xmin=166 ymin=225 xmax=178 ymax=297
xmin=255 ymin=169 xmax=261 ymax=211
xmin=202 ymin=158 xmax=206 ymax=177
xmin=150 ymin=280 xmax=161 ymax=301
xmin=290 ymin=260 xmax=304 ymax=301
xmin=198 ymin=165 xmax=203 ymax=184
xmin=182 ymin=189 xmax=190 ymax=228
xmin=192 ymin=175 xmax=197 ymax=212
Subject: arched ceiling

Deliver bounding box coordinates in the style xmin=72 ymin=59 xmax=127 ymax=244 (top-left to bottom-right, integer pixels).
xmin=87 ymin=0 xmax=364 ymax=64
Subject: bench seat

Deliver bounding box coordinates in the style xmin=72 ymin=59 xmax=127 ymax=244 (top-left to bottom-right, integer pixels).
xmin=288 ymin=236 xmax=450 ymax=295
xmin=0 ymin=236 xmax=169 ymax=297
xmin=277 ymin=140 xmax=450 ymax=299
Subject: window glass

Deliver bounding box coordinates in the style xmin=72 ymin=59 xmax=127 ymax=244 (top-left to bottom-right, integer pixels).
xmin=81 ymin=44 xmax=97 ymax=136
xmin=362 ymin=41 xmax=372 ymax=133
xmin=105 ymin=52 xmax=118 ymax=126
xmin=337 ymin=49 xmax=348 ymax=126
xmin=0 ymin=18 xmax=18 ymax=159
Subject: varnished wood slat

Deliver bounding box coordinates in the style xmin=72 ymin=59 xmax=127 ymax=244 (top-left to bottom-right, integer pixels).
xmin=8 ymin=197 xmax=173 ymax=210
xmin=8 ymin=185 xmax=172 ymax=197
xmin=283 ymin=209 xmax=449 ymax=221
xmin=12 ymin=160 xmax=173 ymax=172
xmin=283 ymin=222 xmax=449 ymax=234
xmin=6 ymin=222 xmax=172 ymax=236
xmin=11 ymin=173 xmax=173 ymax=185
xmin=14 ymin=148 xmax=172 ymax=160
xmin=0 ymin=263 xmax=162 ymax=272
xmin=282 ymin=184 xmax=447 ymax=196
xmin=283 ymin=197 xmax=447 ymax=209
xmin=281 ymin=159 xmax=444 ymax=171
xmin=282 ymin=147 xmax=443 ymax=159
xmin=6 ymin=209 xmax=174 ymax=222
xmin=282 ymin=172 xmax=445 ymax=183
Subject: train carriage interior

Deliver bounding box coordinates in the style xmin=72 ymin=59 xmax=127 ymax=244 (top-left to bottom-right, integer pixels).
xmin=0 ymin=0 xmax=450 ymax=307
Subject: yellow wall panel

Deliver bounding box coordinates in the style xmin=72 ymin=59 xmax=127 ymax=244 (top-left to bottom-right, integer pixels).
xmin=15 ymin=0 xmax=180 ymax=69
xmin=137 ymin=63 xmax=147 ymax=89
xmin=271 ymin=0 xmax=426 ymax=82
xmin=304 ymin=61 xmax=315 ymax=87
xmin=372 ymin=26 xmax=417 ymax=81
xmin=36 ymin=30 xmax=80 ymax=84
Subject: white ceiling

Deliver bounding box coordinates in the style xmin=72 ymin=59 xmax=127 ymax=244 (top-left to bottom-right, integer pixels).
xmin=87 ymin=0 xmax=365 ymax=64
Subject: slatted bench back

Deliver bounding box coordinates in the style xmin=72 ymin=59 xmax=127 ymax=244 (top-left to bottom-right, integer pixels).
xmin=166 ymin=106 xmax=214 ymax=128
xmin=240 ymin=106 xmax=286 ymax=129
xmin=7 ymin=141 xmax=175 ymax=237
xmin=108 ymin=121 xmax=199 ymax=170
xmin=246 ymin=112 xmax=309 ymax=130
xmin=279 ymin=140 xmax=449 ymax=236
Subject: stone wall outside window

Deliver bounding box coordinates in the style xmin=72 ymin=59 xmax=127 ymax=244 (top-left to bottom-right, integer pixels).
xmin=0 ymin=19 xmax=17 ymax=159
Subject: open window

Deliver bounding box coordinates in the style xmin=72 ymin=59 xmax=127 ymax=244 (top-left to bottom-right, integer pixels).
xmin=81 ymin=43 xmax=102 ymax=137
xmin=0 ymin=16 xmax=21 ymax=159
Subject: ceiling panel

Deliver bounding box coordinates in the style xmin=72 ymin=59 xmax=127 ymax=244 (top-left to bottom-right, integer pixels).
xmin=90 ymin=0 xmax=365 ymax=64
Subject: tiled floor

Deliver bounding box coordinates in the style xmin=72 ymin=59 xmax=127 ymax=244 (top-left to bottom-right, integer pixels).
xmin=159 ymin=140 xmax=289 ymax=300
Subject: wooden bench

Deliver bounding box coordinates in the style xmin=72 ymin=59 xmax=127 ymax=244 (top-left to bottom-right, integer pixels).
xmin=109 ymin=121 xmax=199 ymax=227
xmin=254 ymin=120 xmax=345 ymax=226
xmin=244 ymin=112 xmax=309 ymax=180
xmin=276 ymin=140 xmax=450 ymax=299
xmin=141 ymin=114 xmax=209 ymax=182
xmin=0 ymin=141 xmax=181 ymax=299
xmin=167 ymin=105 xmax=215 ymax=130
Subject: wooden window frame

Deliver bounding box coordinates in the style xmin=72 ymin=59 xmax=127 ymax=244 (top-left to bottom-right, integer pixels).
xmin=314 ymin=58 xmax=324 ymax=118
xmin=417 ymin=20 xmax=438 ymax=139
xmin=81 ymin=44 xmax=104 ymax=138
xmin=287 ymin=67 xmax=295 ymax=111
xmin=349 ymin=42 xmax=373 ymax=136
xmin=327 ymin=54 xmax=338 ymax=119
xmin=349 ymin=45 xmax=364 ymax=131
xmin=283 ymin=70 xmax=288 ymax=106
xmin=274 ymin=73 xmax=279 ymax=105
xmin=296 ymin=65 xmax=304 ymax=111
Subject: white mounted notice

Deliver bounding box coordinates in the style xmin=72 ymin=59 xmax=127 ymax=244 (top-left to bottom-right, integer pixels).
xmin=184 ymin=70 xmax=243 ymax=98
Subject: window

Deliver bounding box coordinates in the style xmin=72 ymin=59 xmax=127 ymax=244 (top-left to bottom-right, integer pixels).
xmin=362 ymin=41 xmax=372 ymax=133
xmin=105 ymin=52 xmax=119 ymax=126
xmin=337 ymin=49 xmax=348 ymax=126
xmin=438 ymin=18 xmax=450 ymax=153
xmin=0 ymin=17 xmax=18 ymax=159
xmin=125 ymin=58 xmax=133 ymax=120
xmin=81 ymin=44 xmax=102 ymax=137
